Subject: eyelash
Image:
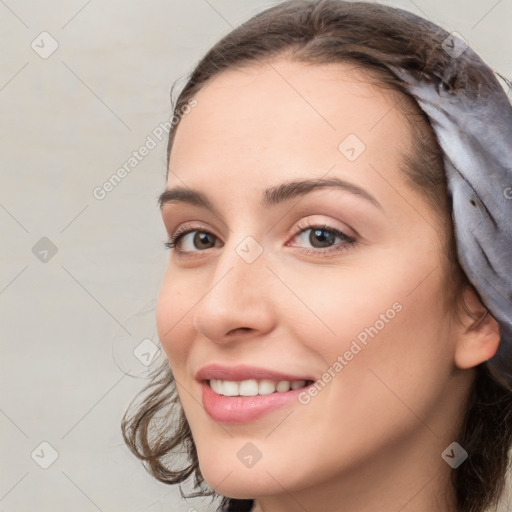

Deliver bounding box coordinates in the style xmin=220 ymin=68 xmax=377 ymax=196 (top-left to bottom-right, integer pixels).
xmin=163 ymin=221 xmax=357 ymax=257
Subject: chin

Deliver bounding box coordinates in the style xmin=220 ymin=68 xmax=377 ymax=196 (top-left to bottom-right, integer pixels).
xmin=199 ymin=459 xmax=283 ymax=500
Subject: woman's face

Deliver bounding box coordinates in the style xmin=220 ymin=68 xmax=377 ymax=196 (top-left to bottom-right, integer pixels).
xmin=156 ymin=59 xmax=466 ymax=508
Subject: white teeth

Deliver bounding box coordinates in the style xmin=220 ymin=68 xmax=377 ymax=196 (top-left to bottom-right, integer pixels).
xmin=238 ymin=379 xmax=259 ymax=396
xmin=258 ymin=379 xmax=276 ymax=395
xmin=210 ymin=379 xmax=223 ymax=394
xmin=276 ymin=380 xmax=291 ymax=392
xmin=221 ymin=380 xmax=239 ymax=396
xmin=209 ymin=378 xmax=309 ymax=396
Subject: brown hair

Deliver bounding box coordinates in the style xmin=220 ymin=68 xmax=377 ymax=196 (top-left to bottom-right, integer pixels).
xmin=122 ymin=2 xmax=512 ymax=511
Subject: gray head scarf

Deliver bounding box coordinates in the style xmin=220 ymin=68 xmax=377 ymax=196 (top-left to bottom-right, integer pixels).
xmin=385 ymin=37 xmax=512 ymax=388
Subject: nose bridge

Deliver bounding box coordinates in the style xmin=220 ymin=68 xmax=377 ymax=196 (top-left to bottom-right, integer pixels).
xmin=192 ymin=233 xmax=274 ymax=341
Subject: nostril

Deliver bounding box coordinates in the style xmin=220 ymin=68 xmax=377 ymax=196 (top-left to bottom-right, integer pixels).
xmin=228 ymin=327 xmax=252 ymax=335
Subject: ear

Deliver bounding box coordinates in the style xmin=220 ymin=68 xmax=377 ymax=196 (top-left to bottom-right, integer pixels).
xmin=454 ymin=286 xmax=501 ymax=370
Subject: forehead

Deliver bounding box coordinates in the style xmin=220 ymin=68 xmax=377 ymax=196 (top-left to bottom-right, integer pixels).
xmin=168 ymin=58 xmax=413 ymax=196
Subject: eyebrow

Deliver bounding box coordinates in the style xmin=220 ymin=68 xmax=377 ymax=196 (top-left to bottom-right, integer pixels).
xmin=158 ymin=177 xmax=382 ymax=213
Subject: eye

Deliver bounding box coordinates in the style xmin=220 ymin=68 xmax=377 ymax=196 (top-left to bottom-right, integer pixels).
xmin=164 ymin=222 xmax=356 ymax=256
xmin=288 ymin=223 xmax=356 ymax=255
xmin=164 ymin=227 xmax=221 ymax=253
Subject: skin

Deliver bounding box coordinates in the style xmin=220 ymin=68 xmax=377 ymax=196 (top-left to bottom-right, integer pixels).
xmin=156 ymin=59 xmax=500 ymax=512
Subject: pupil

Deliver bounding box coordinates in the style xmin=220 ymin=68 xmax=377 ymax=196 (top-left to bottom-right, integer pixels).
xmin=311 ymin=228 xmax=334 ymax=248
xmin=195 ymin=232 xmax=214 ymax=248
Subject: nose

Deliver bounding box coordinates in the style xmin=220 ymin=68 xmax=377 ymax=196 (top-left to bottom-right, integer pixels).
xmin=192 ymin=237 xmax=277 ymax=344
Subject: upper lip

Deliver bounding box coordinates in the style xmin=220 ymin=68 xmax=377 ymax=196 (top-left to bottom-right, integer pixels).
xmin=195 ymin=364 xmax=315 ymax=382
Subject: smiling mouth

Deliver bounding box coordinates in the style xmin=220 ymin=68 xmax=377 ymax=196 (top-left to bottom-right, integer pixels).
xmin=206 ymin=378 xmax=315 ymax=397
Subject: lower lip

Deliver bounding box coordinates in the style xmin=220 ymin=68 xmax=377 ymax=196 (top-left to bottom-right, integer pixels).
xmin=201 ymin=381 xmax=312 ymax=423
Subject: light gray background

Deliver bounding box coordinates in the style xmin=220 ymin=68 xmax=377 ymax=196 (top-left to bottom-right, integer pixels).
xmin=1 ymin=1 xmax=511 ymax=511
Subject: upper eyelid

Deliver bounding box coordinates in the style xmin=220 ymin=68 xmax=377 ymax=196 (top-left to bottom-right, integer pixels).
xmin=166 ymin=212 xmax=353 ymax=235
xmin=170 ymin=220 xmax=347 ymax=238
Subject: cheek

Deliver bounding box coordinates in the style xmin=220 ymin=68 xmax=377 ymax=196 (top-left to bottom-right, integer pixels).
xmin=323 ymin=272 xmax=452 ymax=425
xmin=276 ymin=272 xmax=452 ymax=475
xmin=273 ymin=256 xmax=421 ymax=360
xmin=280 ymin=252 xmax=454 ymax=405
xmin=156 ymin=269 xmax=195 ymax=368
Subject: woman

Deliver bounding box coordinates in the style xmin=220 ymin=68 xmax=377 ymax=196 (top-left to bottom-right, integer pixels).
xmin=122 ymin=1 xmax=512 ymax=511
